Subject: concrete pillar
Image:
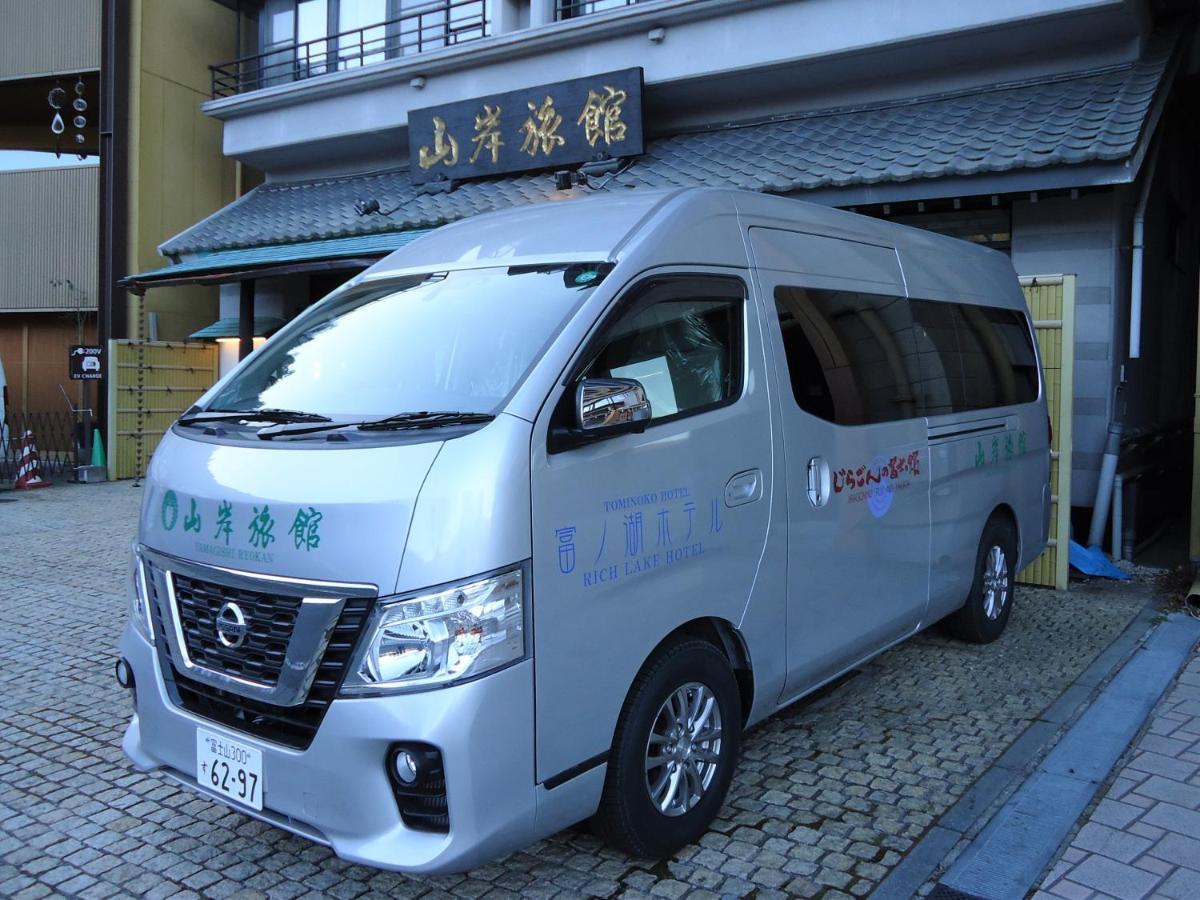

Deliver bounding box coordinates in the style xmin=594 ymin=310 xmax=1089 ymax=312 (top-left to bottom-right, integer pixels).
xmin=238 ymin=279 xmax=255 ymax=361
xmin=530 ymin=0 xmax=556 ymax=27
xmin=493 ymin=0 xmax=529 ymax=34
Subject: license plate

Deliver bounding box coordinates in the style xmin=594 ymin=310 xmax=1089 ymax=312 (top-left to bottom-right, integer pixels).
xmin=196 ymin=729 xmax=263 ymax=811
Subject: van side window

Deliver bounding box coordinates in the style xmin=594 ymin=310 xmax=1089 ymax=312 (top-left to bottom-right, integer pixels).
xmin=955 ymin=305 xmax=1039 ymax=409
xmin=910 ymin=301 xmax=967 ymax=416
xmin=586 ymin=277 xmax=744 ymax=422
xmin=775 ymin=287 xmax=1039 ymax=423
xmin=774 ymin=286 xmax=921 ymax=425
xmin=912 ymin=301 xmax=1039 ymax=412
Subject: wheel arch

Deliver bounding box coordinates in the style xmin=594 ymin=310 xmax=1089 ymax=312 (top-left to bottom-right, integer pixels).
xmin=987 ymin=502 xmax=1022 ymax=567
xmin=651 ymin=616 xmax=755 ymax=727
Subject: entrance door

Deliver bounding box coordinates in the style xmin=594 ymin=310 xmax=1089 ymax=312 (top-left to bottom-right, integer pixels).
xmin=756 ymin=267 xmax=932 ymax=699
xmin=529 ymin=271 xmax=775 ymax=784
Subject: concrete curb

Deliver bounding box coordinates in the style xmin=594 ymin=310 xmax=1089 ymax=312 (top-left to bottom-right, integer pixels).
xmin=932 ymin=612 xmax=1200 ymax=899
xmin=871 ymin=604 xmax=1163 ymax=900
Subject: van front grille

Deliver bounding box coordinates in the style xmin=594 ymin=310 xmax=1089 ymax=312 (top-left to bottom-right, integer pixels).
xmin=173 ymin=573 xmax=302 ymax=686
xmin=145 ymin=563 xmax=373 ymax=750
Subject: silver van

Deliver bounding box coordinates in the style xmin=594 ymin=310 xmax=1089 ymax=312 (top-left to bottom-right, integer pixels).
xmin=119 ymin=188 xmax=1050 ymax=873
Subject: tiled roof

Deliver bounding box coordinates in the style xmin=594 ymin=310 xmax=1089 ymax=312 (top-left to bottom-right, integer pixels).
xmin=161 ymin=47 xmax=1169 ymax=257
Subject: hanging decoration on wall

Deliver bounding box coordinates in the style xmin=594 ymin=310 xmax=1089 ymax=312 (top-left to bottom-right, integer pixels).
xmin=72 ymin=76 xmax=88 ymax=159
xmin=46 ymin=77 xmax=88 ymax=159
xmin=48 ymin=83 xmax=67 ymax=157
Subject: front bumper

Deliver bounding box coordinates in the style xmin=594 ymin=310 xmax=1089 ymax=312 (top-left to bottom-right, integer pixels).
xmin=119 ymin=625 xmax=539 ymax=874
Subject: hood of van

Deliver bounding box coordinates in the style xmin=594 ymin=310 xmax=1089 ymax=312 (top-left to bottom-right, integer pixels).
xmin=138 ymin=429 xmax=444 ymax=592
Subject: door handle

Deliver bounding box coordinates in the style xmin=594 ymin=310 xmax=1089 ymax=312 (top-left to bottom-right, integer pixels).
xmin=807 ymin=456 xmax=831 ymax=508
xmin=724 ymin=469 xmax=762 ymax=507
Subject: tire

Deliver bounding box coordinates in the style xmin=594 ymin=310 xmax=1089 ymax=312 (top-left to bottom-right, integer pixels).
xmin=592 ymin=637 xmax=742 ymax=858
xmin=947 ymin=516 xmax=1017 ymax=644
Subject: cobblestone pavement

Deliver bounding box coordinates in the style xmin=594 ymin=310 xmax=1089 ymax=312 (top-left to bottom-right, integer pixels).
xmin=0 ymin=482 xmax=1148 ymax=899
xmin=1037 ymin=651 xmax=1200 ymax=900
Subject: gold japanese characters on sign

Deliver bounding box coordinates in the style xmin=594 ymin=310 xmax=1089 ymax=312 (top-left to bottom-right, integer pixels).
xmin=577 ymin=86 xmax=628 ymax=147
xmin=417 ymin=115 xmax=458 ymax=170
xmin=470 ymin=104 xmax=504 ymax=164
xmin=519 ymin=96 xmax=566 ymax=157
xmin=410 ymin=68 xmax=643 ymax=184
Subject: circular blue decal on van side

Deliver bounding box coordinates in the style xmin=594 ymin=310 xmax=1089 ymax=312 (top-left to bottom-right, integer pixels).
xmin=866 ymin=456 xmax=894 ymax=519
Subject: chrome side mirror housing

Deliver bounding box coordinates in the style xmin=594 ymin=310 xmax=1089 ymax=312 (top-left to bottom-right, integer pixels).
xmin=576 ymin=378 xmax=652 ymax=432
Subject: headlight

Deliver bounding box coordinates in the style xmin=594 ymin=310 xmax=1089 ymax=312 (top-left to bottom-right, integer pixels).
xmin=341 ymin=565 xmax=526 ymax=695
xmin=128 ymin=544 xmax=154 ymax=644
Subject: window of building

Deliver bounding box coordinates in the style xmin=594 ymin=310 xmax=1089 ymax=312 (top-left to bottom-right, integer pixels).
xmin=774 ymin=286 xmax=1037 ymax=424
xmin=257 ymin=0 xmax=489 ymax=79
xmin=584 ymin=278 xmax=744 ymax=423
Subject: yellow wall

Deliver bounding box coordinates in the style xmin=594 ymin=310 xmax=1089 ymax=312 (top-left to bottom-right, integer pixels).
xmin=127 ymin=0 xmax=238 ymax=341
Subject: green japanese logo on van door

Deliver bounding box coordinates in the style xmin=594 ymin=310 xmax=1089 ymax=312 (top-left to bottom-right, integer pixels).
xmin=160 ymin=490 xmax=179 ymax=531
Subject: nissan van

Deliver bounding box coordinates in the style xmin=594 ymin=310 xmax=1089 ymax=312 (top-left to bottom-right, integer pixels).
xmin=119 ymin=188 xmax=1050 ymax=873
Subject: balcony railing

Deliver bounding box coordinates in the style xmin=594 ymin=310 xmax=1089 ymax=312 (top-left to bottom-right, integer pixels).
xmin=210 ymin=0 xmax=488 ymax=99
xmin=557 ymin=0 xmax=644 ymax=19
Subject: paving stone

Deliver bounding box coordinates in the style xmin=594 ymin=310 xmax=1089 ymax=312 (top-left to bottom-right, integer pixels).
xmin=1067 ymin=855 xmax=1162 ymax=899
xmin=1071 ymin=822 xmax=1152 ymax=863
xmin=1147 ymin=832 xmax=1200 ymax=868
xmin=1158 ymin=866 xmax=1200 ymax=900
xmin=1142 ymin=801 xmax=1200 ymax=835
xmin=1089 ymin=798 xmax=1143 ymax=830
xmin=1131 ymin=775 xmax=1200 ymax=808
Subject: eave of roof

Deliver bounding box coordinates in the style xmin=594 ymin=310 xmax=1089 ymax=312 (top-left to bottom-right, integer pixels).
xmin=125 ymin=230 xmax=431 ymax=286
xmin=157 ymin=34 xmax=1175 ymax=261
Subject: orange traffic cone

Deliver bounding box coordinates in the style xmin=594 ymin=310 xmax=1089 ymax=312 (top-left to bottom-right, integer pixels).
xmin=14 ymin=430 xmax=51 ymax=490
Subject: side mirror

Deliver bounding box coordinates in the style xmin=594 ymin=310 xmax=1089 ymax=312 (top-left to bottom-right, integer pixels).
xmin=576 ymin=377 xmax=652 ymax=432
xmin=548 ymin=377 xmax=653 ymax=453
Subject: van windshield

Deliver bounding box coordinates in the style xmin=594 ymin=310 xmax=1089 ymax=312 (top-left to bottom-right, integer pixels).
xmin=203 ymin=264 xmax=608 ymax=421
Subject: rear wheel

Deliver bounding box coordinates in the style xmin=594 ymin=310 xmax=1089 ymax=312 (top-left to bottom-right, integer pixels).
xmin=947 ymin=517 xmax=1017 ymax=644
xmin=593 ymin=637 xmax=741 ymax=858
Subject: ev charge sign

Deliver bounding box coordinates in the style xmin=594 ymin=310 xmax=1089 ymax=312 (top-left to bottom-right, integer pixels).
xmin=69 ymin=345 xmax=104 ymax=381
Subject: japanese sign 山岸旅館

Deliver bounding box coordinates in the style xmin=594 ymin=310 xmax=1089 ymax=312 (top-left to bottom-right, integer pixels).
xmin=408 ymin=68 xmax=644 ymax=184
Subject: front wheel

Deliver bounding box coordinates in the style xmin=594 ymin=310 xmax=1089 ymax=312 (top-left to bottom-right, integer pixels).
xmin=947 ymin=517 xmax=1017 ymax=644
xmin=592 ymin=637 xmax=742 ymax=858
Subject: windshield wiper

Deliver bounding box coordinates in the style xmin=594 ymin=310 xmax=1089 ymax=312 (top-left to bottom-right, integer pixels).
xmin=256 ymin=410 xmax=495 ymax=440
xmin=177 ymin=408 xmax=332 ymax=427
xmin=357 ymin=411 xmax=496 ymax=432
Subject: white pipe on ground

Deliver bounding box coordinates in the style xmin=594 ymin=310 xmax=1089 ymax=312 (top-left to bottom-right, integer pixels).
xmin=1088 ymin=421 xmax=1124 ymax=548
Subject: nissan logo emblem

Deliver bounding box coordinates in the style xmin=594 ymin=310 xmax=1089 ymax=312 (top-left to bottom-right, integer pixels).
xmin=215 ymin=601 xmax=250 ymax=649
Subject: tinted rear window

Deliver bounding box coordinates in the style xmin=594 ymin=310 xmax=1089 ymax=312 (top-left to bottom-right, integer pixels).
xmin=774 ymin=286 xmax=1038 ymax=424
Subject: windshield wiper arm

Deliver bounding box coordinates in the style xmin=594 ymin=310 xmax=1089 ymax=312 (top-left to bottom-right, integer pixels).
xmin=256 ymin=411 xmax=495 ymax=440
xmin=357 ymin=411 xmax=495 ymax=431
xmin=177 ymin=408 xmax=332 ymax=427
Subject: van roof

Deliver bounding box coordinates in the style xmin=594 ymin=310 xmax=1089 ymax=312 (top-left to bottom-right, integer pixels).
xmin=366 ymin=187 xmax=1022 ymax=307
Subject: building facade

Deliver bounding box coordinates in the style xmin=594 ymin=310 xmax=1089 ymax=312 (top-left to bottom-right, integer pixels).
xmin=0 ymin=0 xmax=101 ymax=415
xmin=0 ymin=0 xmax=240 ymax=463
xmin=129 ymin=0 xmax=1200 ymax=554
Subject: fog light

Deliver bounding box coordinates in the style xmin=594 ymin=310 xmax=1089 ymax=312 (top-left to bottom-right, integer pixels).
xmin=386 ymin=743 xmax=448 ymax=832
xmin=115 ymin=658 xmax=134 ymax=690
xmin=393 ymin=750 xmax=419 ymax=784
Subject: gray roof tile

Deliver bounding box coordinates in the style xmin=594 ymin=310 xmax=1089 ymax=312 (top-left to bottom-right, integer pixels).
xmin=161 ymin=44 xmax=1170 ymax=257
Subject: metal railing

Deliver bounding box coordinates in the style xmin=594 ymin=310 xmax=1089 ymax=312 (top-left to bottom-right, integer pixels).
xmin=0 ymin=410 xmax=82 ymax=482
xmin=557 ymin=0 xmax=643 ymax=19
xmin=211 ymin=0 xmax=488 ymax=99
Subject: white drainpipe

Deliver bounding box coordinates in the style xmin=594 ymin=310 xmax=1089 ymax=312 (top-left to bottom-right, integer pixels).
xmin=1129 ymin=142 xmax=1161 ymax=359
xmin=1087 ymin=142 xmax=1160 ymax=545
